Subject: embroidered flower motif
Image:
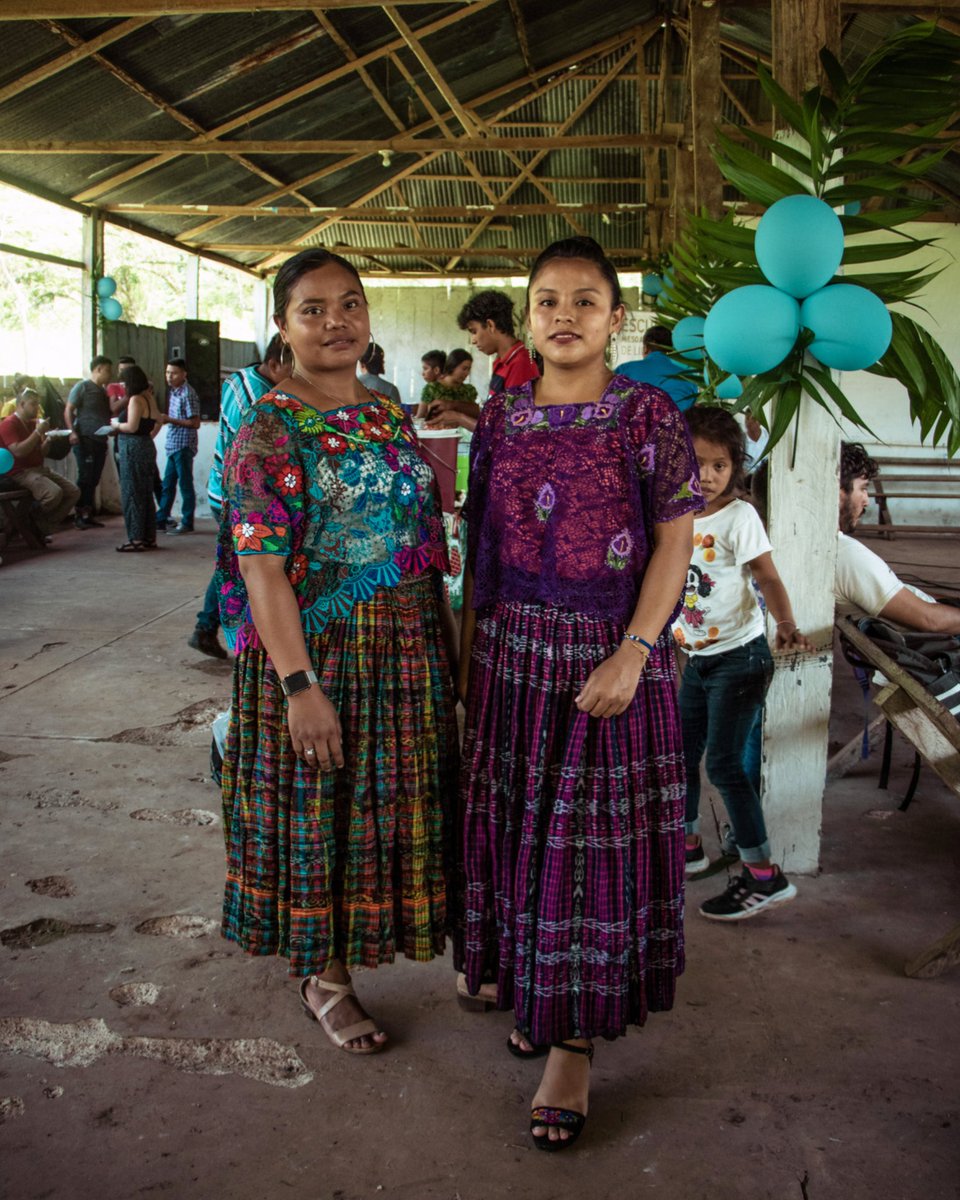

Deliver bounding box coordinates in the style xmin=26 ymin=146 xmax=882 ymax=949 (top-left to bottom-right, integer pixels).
xmin=325 ymin=410 xmax=361 ymax=434
xmin=392 ymin=472 xmax=417 ymax=507
xmin=637 ymin=443 xmax=656 ymax=474
xmin=535 ymin=482 xmax=556 ymax=522
xmin=605 ymin=528 xmax=633 ymax=571
xmin=509 ymin=404 xmax=544 ymax=428
xmin=286 ymin=552 xmax=308 ymax=585
xmin=319 ymin=432 xmax=348 ymax=455
xmin=363 ymin=420 xmax=392 ymax=443
xmin=269 ymin=460 xmax=302 ymax=496
xmin=382 ymin=442 xmax=400 ymax=471
xmin=234 ymin=520 xmax=275 ymax=552
xmin=593 ymin=400 xmax=615 ymax=420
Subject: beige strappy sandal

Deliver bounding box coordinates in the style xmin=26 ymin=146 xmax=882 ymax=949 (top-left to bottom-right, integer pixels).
xmin=298 ymin=975 xmax=386 ymax=1055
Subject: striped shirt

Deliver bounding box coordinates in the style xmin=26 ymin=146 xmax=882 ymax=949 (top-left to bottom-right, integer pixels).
xmin=207 ymin=365 xmax=274 ymax=517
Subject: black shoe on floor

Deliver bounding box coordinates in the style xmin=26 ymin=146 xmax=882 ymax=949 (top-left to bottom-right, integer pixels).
xmin=167 ymin=525 xmax=194 ymax=536
xmin=685 ymin=841 xmax=709 ymax=876
xmin=699 ymin=867 xmax=797 ymax=922
xmin=74 ymin=514 xmax=93 ymax=529
xmin=188 ymin=627 xmax=228 ymax=660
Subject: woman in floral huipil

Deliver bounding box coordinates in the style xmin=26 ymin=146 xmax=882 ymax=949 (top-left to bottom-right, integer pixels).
xmin=216 ymin=249 xmax=457 ymax=1054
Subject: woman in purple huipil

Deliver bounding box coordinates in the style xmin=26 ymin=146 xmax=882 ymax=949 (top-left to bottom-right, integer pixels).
xmin=458 ymin=238 xmax=702 ymax=1152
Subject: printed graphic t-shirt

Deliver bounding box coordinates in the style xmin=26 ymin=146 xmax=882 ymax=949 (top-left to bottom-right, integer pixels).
xmin=673 ymin=498 xmax=771 ymax=655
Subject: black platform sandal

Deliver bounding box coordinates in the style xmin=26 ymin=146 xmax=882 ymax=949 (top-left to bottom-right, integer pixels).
xmin=507 ymin=1029 xmax=548 ymax=1060
xmin=530 ymin=1040 xmax=594 ymax=1152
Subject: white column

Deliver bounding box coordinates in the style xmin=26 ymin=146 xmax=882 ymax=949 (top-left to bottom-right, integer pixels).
xmin=81 ymin=210 xmax=102 ymax=364
xmin=762 ymin=396 xmax=839 ymax=873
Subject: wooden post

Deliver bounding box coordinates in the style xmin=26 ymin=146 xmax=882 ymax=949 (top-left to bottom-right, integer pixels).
xmin=81 ymin=208 xmax=102 ymax=363
xmin=762 ymin=0 xmax=840 ymax=875
xmin=253 ymin=278 xmax=273 ymax=356
xmin=185 ymin=255 xmax=200 ymax=319
xmin=688 ymin=0 xmax=725 ymax=219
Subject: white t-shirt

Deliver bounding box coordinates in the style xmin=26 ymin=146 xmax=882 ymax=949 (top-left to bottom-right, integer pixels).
xmin=673 ymin=499 xmax=771 ymax=655
xmin=834 ymin=532 xmax=935 ymax=620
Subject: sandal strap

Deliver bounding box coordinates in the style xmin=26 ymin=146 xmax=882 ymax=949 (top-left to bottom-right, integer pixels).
xmin=530 ymin=1106 xmax=585 ymax=1129
xmin=552 ymin=1040 xmax=594 ymax=1062
xmin=308 ymin=977 xmax=354 ymax=1022
xmin=328 ymin=1018 xmax=378 ymax=1048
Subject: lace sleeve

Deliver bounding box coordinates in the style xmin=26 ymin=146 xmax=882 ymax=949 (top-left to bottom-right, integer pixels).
xmin=626 ymin=386 xmax=703 ymax=524
xmin=462 ymin=393 xmax=502 ymax=571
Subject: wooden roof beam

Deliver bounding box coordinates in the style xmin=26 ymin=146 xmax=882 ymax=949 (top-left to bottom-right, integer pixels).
xmin=105 ymin=202 xmax=658 ymax=218
xmin=204 ymin=244 xmax=648 ymax=257
xmin=505 ymin=0 xmax=536 ymax=81
xmin=42 ymin=19 xmax=318 ymax=208
xmin=312 ymin=10 xmax=406 ymax=133
xmin=11 ymin=134 xmax=681 ymax=154
xmin=0 ymin=0 xmax=464 ymax=15
xmin=71 ymin=0 xmax=497 ymax=203
xmin=0 ymin=17 xmax=147 ymax=105
xmin=385 ymin=6 xmax=481 ymax=137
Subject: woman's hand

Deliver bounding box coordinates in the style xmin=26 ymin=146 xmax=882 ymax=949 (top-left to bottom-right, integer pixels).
xmin=575 ymin=646 xmax=646 ymax=719
xmin=286 ymin=687 xmax=344 ymax=770
xmin=425 ymin=409 xmax=465 ymax=429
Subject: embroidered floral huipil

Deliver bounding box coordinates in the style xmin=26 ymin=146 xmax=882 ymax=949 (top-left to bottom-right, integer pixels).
xmin=217 ymin=389 xmax=448 ymax=649
xmin=463 ymin=376 xmax=702 ymax=622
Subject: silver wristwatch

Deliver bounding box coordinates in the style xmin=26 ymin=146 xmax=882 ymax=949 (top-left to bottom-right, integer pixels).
xmin=280 ymin=669 xmax=318 ymax=697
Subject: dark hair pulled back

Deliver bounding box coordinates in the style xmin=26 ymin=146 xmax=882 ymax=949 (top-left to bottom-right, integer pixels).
xmin=526 ymin=236 xmax=623 ymax=309
xmin=273 ymin=248 xmax=365 ymax=321
xmin=443 ymin=348 xmax=473 ymax=376
xmin=120 ymin=364 xmax=150 ymax=396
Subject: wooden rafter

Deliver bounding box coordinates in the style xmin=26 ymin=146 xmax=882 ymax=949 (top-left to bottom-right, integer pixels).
xmin=70 ymin=0 xmax=498 ymax=204
xmin=312 ymin=10 xmax=406 ymax=133
xmin=445 ymin=36 xmax=653 ymax=270
xmin=505 ymin=0 xmax=535 ymax=81
xmin=385 ymin=7 xmax=481 ymax=137
xmin=104 ymin=201 xmax=655 ymax=218
xmin=203 ymin=244 xmax=647 ymax=258
xmin=0 ymin=17 xmax=147 ymax=106
xmin=0 ymin=0 xmax=464 ymax=14
xmin=41 ymin=20 xmax=317 ymax=208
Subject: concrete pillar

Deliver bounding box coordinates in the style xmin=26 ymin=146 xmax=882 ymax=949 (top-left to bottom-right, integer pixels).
xmin=762 ymin=0 xmax=841 ymax=874
xmin=81 ymin=209 xmax=103 ymax=364
xmin=185 ymin=255 xmax=200 ymax=319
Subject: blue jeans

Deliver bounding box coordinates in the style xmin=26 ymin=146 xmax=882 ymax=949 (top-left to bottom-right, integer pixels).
xmin=196 ymin=571 xmax=220 ymax=633
xmin=157 ymin=448 xmax=196 ymax=528
xmin=679 ymin=635 xmax=774 ymax=862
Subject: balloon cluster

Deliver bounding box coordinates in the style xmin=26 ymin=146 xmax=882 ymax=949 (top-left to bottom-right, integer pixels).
xmin=693 ymin=195 xmax=893 ymax=392
xmin=96 ymin=276 xmax=123 ymax=322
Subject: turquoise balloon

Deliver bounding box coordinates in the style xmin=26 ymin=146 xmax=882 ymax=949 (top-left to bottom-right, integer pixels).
xmin=800 ymin=284 xmax=892 ymax=371
xmin=755 ymin=194 xmax=844 ymax=299
xmin=96 ymin=276 xmax=117 ymax=299
xmin=100 ymin=297 xmax=123 ymax=321
xmin=717 ymin=373 xmax=743 ymax=400
xmin=704 ymin=285 xmax=800 ymax=377
xmin=0 ymin=446 xmax=13 ymax=475
xmin=673 ymin=315 xmax=706 ymax=360
xmin=642 ymin=274 xmax=663 ymax=297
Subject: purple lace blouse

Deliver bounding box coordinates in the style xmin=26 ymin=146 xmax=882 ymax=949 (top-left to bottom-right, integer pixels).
xmin=463 ymin=375 xmax=702 ymax=622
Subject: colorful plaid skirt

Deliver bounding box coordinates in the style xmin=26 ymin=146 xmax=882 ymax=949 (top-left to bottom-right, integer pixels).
xmin=460 ymin=601 xmax=686 ymax=1043
xmin=221 ymin=573 xmax=458 ymax=975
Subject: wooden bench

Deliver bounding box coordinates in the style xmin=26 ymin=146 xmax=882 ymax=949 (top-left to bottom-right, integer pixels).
xmin=0 ymin=485 xmax=47 ymax=554
xmin=834 ymin=619 xmax=960 ymax=979
xmin=857 ymin=455 xmax=960 ymax=539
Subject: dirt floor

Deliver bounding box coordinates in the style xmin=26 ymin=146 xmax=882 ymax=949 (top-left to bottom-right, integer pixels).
xmin=1 ymin=519 xmax=958 ymax=1200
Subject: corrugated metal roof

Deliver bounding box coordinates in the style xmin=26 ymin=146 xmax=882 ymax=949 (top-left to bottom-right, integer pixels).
xmin=0 ymin=3 xmax=955 ymax=279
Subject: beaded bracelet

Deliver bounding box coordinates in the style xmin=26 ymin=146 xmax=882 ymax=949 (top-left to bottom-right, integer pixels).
xmin=623 ymin=633 xmax=654 ymax=654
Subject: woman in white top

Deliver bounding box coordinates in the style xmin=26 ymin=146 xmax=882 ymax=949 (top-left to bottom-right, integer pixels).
xmin=674 ymin=406 xmax=810 ymax=921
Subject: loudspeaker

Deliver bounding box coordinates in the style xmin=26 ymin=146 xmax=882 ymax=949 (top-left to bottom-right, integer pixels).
xmin=166 ymin=319 xmax=220 ymax=420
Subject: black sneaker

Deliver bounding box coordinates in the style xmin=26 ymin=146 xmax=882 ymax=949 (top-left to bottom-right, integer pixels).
xmin=699 ymin=867 xmax=797 ymax=921
xmin=719 ymin=823 xmax=739 ymax=859
xmin=685 ymin=842 xmax=710 ymax=876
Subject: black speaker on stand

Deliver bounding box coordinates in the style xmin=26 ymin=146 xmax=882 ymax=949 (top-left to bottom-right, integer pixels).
xmin=166 ymin=319 xmax=220 ymax=420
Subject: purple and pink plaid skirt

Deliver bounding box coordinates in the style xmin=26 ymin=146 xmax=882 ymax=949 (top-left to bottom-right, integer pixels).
xmin=460 ymin=601 xmax=686 ymax=1043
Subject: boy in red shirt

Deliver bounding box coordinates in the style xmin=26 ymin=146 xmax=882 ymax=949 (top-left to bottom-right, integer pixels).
xmin=458 ymin=290 xmax=539 ymax=397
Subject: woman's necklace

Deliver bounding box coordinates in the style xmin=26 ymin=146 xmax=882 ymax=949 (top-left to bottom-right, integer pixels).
xmin=291 ymin=370 xmax=365 ymax=412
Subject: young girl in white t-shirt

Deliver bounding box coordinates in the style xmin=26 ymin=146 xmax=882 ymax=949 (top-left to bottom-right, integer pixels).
xmin=674 ymin=407 xmax=810 ymax=921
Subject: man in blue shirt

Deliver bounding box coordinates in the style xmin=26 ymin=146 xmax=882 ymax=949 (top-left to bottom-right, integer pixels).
xmin=157 ymin=358 xmax=201 ymax=534
xmin=189 ymin=335 xmax=291 ymax=658
xmin=617 ymin=325 xmax=698 ymax=412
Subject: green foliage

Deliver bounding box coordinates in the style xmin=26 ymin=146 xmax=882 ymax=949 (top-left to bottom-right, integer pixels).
xmin=662 ymin=22 xmax=960 ymax=455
